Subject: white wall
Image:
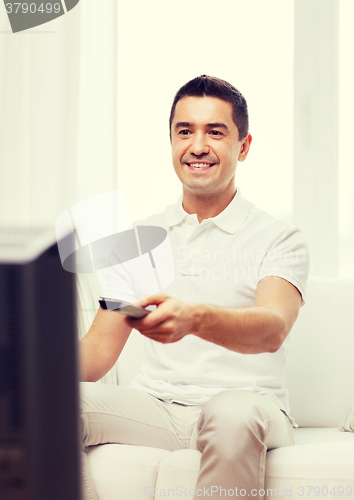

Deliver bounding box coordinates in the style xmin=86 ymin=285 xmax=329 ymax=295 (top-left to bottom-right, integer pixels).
xmin=338 ymin=0 xmax=354 ymax=279
xmin=117 ymin=0 xmax=294 ymax=223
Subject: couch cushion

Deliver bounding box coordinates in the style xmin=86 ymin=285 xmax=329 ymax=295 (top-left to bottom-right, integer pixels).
xmin=86 ymin=428 xmax=354 ymax=499
xmin=155 ymin=449 xmax=201 ymax=494
xmin=266 ymin=428 xmax=354 ymax=498
xmin=293 ymin=426 xmax=354 ymax=445
xmin=86 ymin=444 xmax=171 ymax=500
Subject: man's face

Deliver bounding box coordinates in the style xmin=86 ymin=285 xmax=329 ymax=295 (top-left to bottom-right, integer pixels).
xmin=170 ymin=96 xmax=251 ymax=200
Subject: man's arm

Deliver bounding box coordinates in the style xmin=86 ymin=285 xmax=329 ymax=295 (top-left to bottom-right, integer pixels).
xmin=79 ymin=307 xmax=132 ymax=382
xmin=126 ymin=276 xmax=302 ymax=354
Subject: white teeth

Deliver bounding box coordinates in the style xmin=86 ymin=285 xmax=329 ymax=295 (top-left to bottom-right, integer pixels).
xmin=189 ymin=163 xmax=213 ymax=168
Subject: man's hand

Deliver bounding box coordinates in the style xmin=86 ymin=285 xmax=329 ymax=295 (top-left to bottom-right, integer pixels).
xmin=125 ymin=294 xmax=201 ymax=344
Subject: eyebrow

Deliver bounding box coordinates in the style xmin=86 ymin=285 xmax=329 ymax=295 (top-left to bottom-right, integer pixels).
xmin=206 ymin=122 xmax=230 ymax=132
xmin=174 ymin=121 xmax=230 ymax=132
xmin=174 ymin=122 xmax=193 ymax=129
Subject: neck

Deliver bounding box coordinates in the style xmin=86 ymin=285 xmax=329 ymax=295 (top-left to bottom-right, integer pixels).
xmin=182 ymin=187 xmax=237 ymax=223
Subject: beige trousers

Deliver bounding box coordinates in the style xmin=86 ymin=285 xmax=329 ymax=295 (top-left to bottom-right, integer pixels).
xmin=80 ymin=382 xmax=293 ymax=500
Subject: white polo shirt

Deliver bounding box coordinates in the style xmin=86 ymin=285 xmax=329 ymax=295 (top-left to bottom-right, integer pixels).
xmin=103 ymin=190 xmax=309 ymax=420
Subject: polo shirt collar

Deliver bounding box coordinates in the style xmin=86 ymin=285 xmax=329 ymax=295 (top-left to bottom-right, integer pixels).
xmin=167 ymin=189 xmax=252 ymax=234
xmin=166 ymin=196 xmax=187 ymax=227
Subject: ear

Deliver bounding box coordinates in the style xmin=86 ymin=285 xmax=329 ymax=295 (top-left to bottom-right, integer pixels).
xmin=238 ymin=133 xmax=252 ymax=162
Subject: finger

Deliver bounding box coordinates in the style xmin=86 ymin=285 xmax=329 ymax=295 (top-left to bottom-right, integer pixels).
xmin=136 ymin=293 xmax=170 ymax=308
xmin=130 ymin=315 xmax=174 ymax=333
xmin=138 ymin=323 xmax=175 ymax=336
xmin=126 ymin=305 xmax=173 ymax=330
xmin=125 ymin=313 xmax=167 ymax=330
xmin=140 ymin=331 xmax=174 ymax=343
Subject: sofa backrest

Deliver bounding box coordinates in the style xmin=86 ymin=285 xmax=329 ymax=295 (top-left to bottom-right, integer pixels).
xmin=284 ymin=276 xmax=354 ymax=427
xmin=117 ymin=277 xmax=354 ymax=428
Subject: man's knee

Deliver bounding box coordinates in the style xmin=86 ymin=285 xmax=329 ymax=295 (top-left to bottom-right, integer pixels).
xmin=197 ymin=391 xmax=268 ymax=450
xmin=204 ymin=390 xmax=266 ymax=423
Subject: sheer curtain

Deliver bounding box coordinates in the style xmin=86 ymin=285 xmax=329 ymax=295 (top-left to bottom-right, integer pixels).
xmin=0 ymin=0 xmax=118 ymax=228
xmin=0 ymin=0 xmax=120 ymax=383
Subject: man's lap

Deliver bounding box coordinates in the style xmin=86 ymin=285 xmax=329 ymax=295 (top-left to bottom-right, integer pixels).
xmin=80 ymin=382 xmax=293 ymax=453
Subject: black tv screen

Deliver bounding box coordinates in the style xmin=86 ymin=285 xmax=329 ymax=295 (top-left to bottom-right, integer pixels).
xmin=0 ymin=227 xmax=82 ymax=500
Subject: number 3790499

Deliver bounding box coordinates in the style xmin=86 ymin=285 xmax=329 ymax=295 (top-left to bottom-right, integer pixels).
xmin=298 ymin=486 xmax=352 ymax=496
xmin=5 ymin=3 xmax=61 ymax=14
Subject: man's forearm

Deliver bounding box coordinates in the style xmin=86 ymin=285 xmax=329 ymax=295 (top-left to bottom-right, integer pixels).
xmin=132 ymin=280 xmax=301 ymax=352
xmin=192 ymin=304 xmax=288 ymax=354
xmin=79 ymin=336 xmax=111 ymax=382
xmin=79 ymin=308 xmax=132 ymax=382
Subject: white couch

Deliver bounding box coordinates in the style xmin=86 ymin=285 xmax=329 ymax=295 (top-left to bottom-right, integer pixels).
xmin=82 ymin=277 xmax=354 ymax=499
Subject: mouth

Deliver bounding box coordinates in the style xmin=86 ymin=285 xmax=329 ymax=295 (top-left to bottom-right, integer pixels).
xmin=186 ymin=162 xmax=215 ymax=171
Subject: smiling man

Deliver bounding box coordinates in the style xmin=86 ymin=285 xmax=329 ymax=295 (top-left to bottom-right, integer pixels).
xmin=171 ymin=95 xmax=250 ymax=216
xmin=80 ymin=76 xmax=309 ymax=500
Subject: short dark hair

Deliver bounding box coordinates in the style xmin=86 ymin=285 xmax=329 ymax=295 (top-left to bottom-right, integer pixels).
xmin=169 ymin=75 xmax=249 ymax=141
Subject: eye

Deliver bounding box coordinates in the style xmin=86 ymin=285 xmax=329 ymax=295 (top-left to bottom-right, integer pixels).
xmin=178 ymin=129 xmax=192 ymax=136
xmin=209 ymin=130 xmax=223 ymax=137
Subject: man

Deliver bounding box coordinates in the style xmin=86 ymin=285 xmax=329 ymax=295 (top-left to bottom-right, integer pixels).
xmin=80 ymin=75 xmax=309 ymax=500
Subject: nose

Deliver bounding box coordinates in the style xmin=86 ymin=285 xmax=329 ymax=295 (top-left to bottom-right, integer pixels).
xmin=190 ymin=132 xmax=209 ymax=156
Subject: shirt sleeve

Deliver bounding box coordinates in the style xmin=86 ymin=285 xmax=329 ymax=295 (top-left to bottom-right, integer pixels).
xmin=257 ymin=226 xmax=310 ymax=304
xmin=102 ymin=252 xmax=162 ymax=304
xmin=102 ymin=260 xmax=139 ymax=303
